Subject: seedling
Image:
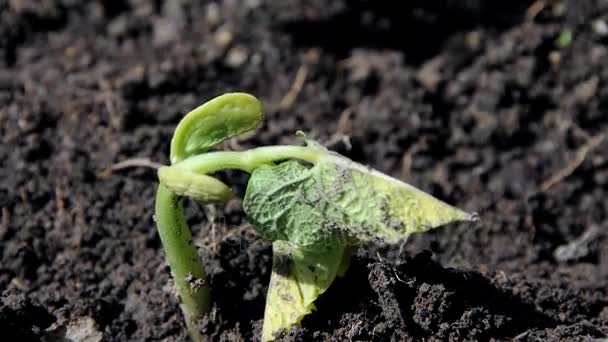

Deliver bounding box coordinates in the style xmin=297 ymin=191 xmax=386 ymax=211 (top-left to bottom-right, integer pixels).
xmin=556 ymin=28 xmax=573 ymax=49
xmin=154 ymin=93 xmax=477 ymax=341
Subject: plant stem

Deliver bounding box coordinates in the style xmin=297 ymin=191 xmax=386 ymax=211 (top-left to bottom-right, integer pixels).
xmin=175 ymin=145 xmax=323 ymax=174
xmin=154 ymin=144 xmax=324 ymax=341
xmin=155 ymin=184 xmax=209 ymax=341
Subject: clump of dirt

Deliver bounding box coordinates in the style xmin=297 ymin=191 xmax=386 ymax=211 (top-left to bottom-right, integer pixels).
xmin=0 ymin=289 xmax=55 ymax=341
xmin=1 ymin=0 xmax=607 ymax=340
xmin=278 ymin=251 xmax=604 ymax=341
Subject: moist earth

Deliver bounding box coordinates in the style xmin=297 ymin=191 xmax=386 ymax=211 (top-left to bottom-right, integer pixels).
xmin=1 ymin=0 xmax=607 ymax=341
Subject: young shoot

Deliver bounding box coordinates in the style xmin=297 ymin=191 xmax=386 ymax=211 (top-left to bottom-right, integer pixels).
xmin=154 ymin=93 xmax=478 ymax=341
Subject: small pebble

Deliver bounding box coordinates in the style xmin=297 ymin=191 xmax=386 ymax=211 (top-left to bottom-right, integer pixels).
xmin=206 ymin=2 xmax=221 ymax=27
xmin=107 ymin=15 xmax=128 ymax=37
xmin=548 ymin=51 xmax=561 ymax=66
xmin=574 ymin=76 xmax=599 ymax=103
xmin=225 ymin=46 xmax=249 ymax=68
xmin=554 ymin=225 xmax=601 ymax=262
xmin=592 ymin=19 xmax=608 ymax=36
xmin=154 ymin=18 xmax=180 ymax=46
xmin=65 ymin=316 xmax=103 ymax=342
xmin=214 ymin=28 xmax=234 ymax=50
xmin=416 ymin=58 xmax=442 ymax=92
xmin=465 ymin=31 xmax=482 ymax=51
xmin=594 ymin=169 xmax=608 ymax=186
xmin=590 ymin=46 xmax=607 ymax=64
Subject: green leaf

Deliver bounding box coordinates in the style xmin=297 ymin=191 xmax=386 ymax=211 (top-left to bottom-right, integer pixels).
xmin=170 ymin=93 xmax=263 ymax=164
xmin=243 ymin=155 xmax=476 ymax=247
xmin=244 ymin=160 xmax=337 ymax=247
xmin=556 ymin=29 xmax=573 ymax=49
xmin=261 ymin=241 xmax=350 ymax=342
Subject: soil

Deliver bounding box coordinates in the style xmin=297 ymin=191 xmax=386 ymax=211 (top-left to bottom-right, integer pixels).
xmin=1 ymin=0 xmax=607 ymax=341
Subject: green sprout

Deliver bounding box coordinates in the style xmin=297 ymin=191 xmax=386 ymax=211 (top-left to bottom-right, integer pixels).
xmin=556 ymin=29 xmax=573 ymax=49
xmin=154 ymin=93 xmax=478 ymax=341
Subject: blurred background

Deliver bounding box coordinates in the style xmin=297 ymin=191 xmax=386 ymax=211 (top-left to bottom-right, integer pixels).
xmin=0 ymin=0 xmax=607 ymax=341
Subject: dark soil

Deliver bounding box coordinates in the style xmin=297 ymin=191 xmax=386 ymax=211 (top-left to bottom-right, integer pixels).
xmin=1 ymin=0 xmax=607 ymax=341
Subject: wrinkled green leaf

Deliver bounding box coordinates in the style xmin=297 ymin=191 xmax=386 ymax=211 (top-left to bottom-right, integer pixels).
xmin=244 ymin=156 xmax=476 ymax=247
xmin=170 ymin=92 xmax=263 ymax=164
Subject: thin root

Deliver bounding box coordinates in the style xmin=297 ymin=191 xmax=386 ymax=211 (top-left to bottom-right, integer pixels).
xmin=199 ymin=223 xmax=257 ymax=255
xmin=98 ymin=157 xmax=164 ymax=177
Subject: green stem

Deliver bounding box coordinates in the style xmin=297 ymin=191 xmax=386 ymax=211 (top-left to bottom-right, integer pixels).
xmin=155 ymin=184 xmax=209 ymax=341
xmin=154 ymin=144 xmax=324 ymax=341
xmin=174 ymin=145 xmax=323 ymax=174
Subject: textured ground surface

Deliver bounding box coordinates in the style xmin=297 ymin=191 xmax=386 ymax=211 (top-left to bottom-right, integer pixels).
xmin=1 ymin=0 xmax=607 ymax=341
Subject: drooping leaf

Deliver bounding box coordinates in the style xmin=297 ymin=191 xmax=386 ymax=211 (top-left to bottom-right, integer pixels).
xmin=261 ymin=241 xmax=350 ymax=342
xmin=243 ymin=155 xmax=476 ymax=247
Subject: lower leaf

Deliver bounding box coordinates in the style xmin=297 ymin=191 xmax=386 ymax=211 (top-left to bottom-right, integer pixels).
xmin=261 ymin=241 xmax=351 ymax=341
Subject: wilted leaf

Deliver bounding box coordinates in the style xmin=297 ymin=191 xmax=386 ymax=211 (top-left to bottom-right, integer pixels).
xmin=244 ymin=154 xmax=476 ymax=247
xmin=244 ymin=145 xmax=477 ymax=340
xmin=261 ymin=241 xmax=350 ymax=342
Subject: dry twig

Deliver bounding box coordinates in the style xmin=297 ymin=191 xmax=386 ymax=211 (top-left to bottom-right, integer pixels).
xmin=526 ymin=0 xmax=547 ymax=20
xmin=526 ymin=0 xmax=560 ymax=21
xmin=55 ymin=185 xmax=66 ymax=226
xmin=278 ymin=65 xmax=308 ymax=111
xmin=324 ymin=109 xmax=353 ymax=150
xmin=540 ymin=134 xmax=605 ymax=192
xmin=401 ymin=140 xmax=428 ymax=177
